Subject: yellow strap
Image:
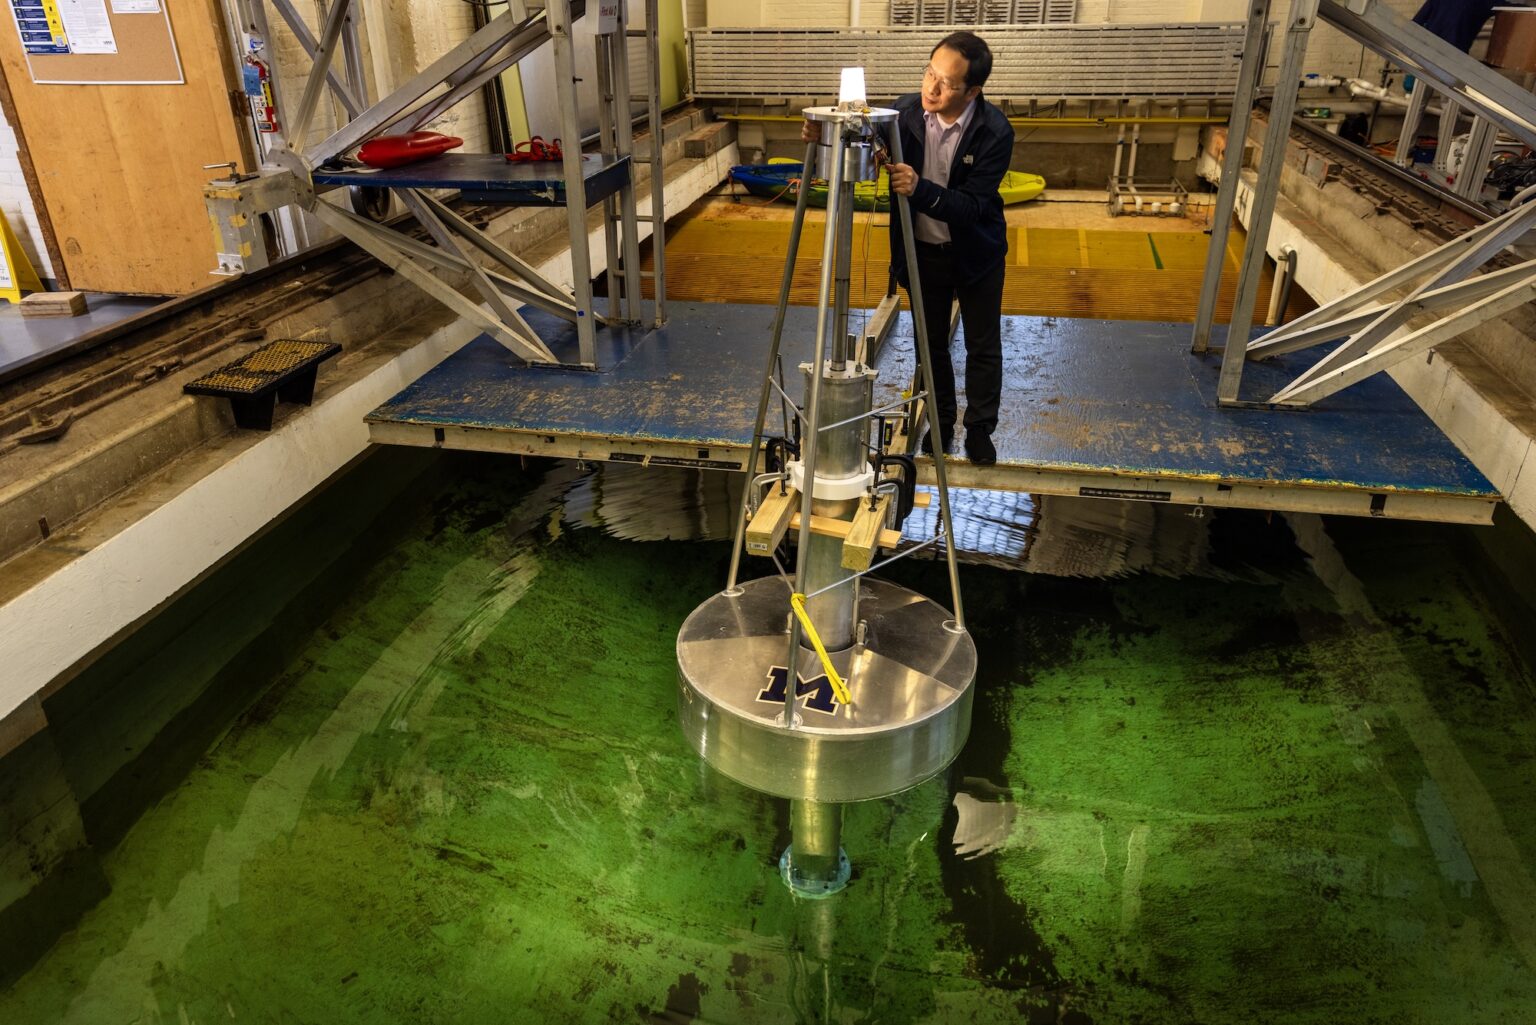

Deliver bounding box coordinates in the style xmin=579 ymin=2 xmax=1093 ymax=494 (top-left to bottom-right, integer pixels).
xmin=789 ymin=593 xmax=852 ymax=705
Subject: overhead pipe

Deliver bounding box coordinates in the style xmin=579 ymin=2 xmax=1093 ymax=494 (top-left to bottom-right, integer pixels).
xmin=1346 ymin=78 xmax=1411 ymax=108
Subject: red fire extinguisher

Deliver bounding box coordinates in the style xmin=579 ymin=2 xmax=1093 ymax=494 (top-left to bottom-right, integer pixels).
xmin=243 ymin=31 xmax=279 ymax=134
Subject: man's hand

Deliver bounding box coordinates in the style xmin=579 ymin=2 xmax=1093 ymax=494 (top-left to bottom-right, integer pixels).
xmin=887 ymin=162 xmax=918 ymax=196
xmin=801 ymin=120 xmax=817 ymax=144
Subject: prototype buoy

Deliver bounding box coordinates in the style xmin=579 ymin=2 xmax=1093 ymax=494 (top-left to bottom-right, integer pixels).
xmin=676 ymin=92 xmax=977 ymax=897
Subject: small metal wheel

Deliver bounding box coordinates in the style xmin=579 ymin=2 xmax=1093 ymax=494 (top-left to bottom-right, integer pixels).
xmin=349 ymin=185 xmax=391 ymax=222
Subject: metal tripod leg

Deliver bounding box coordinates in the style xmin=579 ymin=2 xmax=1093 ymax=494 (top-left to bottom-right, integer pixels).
xmin=725 ymin=141 xmax=818 ymax=595
xmin=889 ymin=131 xmax=966 ymax=632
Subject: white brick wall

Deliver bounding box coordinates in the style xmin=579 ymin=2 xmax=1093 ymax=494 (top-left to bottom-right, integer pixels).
xmin=403 ymin=0 xmax=488 ymax=150
xmin=765 ymin=0 xmax=853 ymax=26
xmin=858 ymin=0 xmax=891 ymax=26
xmin=263 ymin=0 xmax=488 ymax=153
xmin=1078 ymin=0 xmax=1203 ymax=21
xmin=0 ymin=104 xmax=53 ymax=282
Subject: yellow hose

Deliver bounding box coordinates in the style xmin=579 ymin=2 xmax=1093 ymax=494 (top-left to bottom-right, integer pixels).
xmin=790 ymin=593 xmax=852 ymax=705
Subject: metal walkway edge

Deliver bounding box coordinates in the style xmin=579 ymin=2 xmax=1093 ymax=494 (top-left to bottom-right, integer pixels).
xmin=364 ymin=303 xmax=1498 ymax=525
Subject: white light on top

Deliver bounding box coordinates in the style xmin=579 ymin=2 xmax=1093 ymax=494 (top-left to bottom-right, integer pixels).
xmin=838 ymin=66 xmax=867 ymax=106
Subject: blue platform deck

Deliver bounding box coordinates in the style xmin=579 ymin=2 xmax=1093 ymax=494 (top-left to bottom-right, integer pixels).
xmin=311 ymin=154 xmax=630 ymax=207
xmin=365 ymin=303 xmax=1498 ymax=524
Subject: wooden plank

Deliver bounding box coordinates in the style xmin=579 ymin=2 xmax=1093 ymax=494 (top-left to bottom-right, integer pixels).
xmin=744 ymin=484 xmax=798 ymax=555
xmin=841 ymin=492 xmax=893 ymax=572
xmin=0 ymin=0 xmax=256 ymax=293
xmin=20 ymin=291 xmax=87 ymax=317
xmin=788 ymin=511 xmax=900 ymax=551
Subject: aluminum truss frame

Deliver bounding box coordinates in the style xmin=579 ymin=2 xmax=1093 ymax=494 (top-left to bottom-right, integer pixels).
xmin=1323 ymin=0 xmax=1536 ymax=152
xmin=1192 ymin=0 xmax=1536 ymax=407
xmin=209 ymin=0 xmax=668 ymax=368
xmin=1393 ymin=84 xmax=1503 ymax=202
xmin=1246 ymin=190 xmax=1536 ymax=407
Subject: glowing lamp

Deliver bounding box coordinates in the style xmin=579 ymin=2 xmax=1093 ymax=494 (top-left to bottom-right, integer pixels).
xmin=838 ymin=67 xmax=866 ymax=107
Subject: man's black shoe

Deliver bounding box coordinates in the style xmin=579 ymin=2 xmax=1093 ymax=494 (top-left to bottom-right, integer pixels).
xmin=964 ymin=430 xmax=997 ymax=466
xmin=921 ymin=427 xmax=954 ymax=455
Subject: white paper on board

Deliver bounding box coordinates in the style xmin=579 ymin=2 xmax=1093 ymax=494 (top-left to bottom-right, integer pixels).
xmin=55 ymin=0 xmax=114 ymax=53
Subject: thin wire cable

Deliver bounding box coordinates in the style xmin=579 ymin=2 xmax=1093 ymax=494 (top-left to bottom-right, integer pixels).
xmin=798 ymin=528 xmax=948 ymax=601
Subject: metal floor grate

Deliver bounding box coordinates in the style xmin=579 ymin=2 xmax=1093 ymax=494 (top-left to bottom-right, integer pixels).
xmin=184 ymin=339 xmax=342 ymax=430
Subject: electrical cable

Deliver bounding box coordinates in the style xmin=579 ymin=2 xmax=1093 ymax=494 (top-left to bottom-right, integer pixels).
xmin=1486 ymin=156 xmax=1536 ymax=198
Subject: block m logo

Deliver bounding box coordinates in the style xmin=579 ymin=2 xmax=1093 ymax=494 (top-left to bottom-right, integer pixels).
xmin=756 ymin=665 xmax=839 ymax=716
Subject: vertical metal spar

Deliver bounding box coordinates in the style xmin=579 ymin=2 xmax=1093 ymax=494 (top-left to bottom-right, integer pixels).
xmin=783 ymin=117 xmax=860 ymax=897
xmin=782 ymin=124 xmax=849 ymax=719
xmin=888 ymin=130 xmax=966 ymax=632
xmin=798 ymin=126 xmax=867 ymax=650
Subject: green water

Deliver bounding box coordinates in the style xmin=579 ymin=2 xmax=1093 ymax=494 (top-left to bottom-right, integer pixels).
xmin=4 ymin=451 xmax=1536 ymax=1024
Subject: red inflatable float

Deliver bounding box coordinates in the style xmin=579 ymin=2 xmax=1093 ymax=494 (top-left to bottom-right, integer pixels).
xmin=356 ymin=131 xmax=464 ymax=169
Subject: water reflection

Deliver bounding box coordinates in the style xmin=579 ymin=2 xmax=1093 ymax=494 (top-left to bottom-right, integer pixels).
xmin=559 ymin=462 xmax=1287 ymax=581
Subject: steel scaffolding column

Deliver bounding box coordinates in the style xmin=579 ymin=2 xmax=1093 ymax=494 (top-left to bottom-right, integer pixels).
xmin=550 ymin=0 xmax=599 ymax=363
xmin=1190 ymin=1 xmax=1273 ymax=356
xmin=644 ymin=0 xmax=667 ymax=327
xmin=1213 ymin=0 xmax=1318 ymax=404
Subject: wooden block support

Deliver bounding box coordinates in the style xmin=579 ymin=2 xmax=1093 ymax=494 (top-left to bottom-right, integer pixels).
xmin=842 ymin=493 xmax=894 ymax=571
xmin=788 ymin=511 xmax=901 ymax=551
xmin=745 ymin=485 xmax=799 ymax=555
xmin=20 ymin=291 xmax=88 ymax=317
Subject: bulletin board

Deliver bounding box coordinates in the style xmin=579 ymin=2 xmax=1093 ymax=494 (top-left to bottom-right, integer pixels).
xmin=7 ymin=0 xmax=182 ymax=84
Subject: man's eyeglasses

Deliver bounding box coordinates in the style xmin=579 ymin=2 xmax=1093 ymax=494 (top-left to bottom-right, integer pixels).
xmin=922 ymin=65 xmax=967 ymax=95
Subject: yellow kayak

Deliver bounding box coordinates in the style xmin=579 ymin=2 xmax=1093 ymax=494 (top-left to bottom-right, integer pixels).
xmin=750 ymin=158 xmax=1045 ymax=211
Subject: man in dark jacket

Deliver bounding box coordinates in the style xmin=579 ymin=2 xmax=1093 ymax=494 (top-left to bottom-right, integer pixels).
xmin=1413 ymin=0 xmax=1497 ymax=53
xmin=886 ymin=31 xmax=1014 ymax=465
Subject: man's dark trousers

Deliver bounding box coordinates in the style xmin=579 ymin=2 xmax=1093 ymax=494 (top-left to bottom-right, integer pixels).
xmin=910 ymin=240 xmax=1005 ymax=439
